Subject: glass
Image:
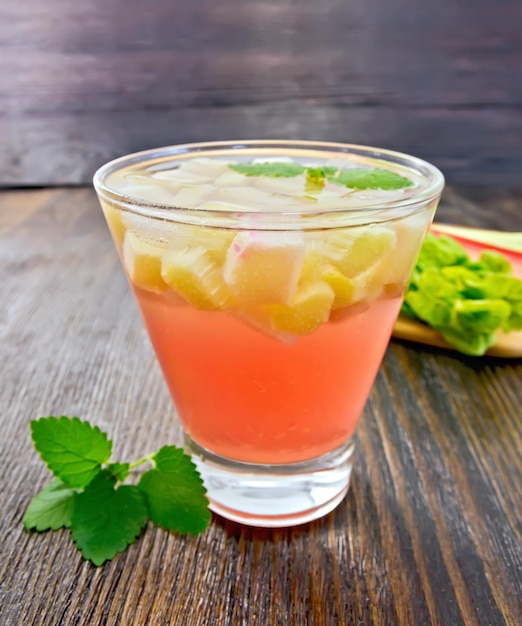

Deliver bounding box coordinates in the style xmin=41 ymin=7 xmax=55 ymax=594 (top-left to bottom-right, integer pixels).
xmin=93 ymin=140 xmax=444 ymax=527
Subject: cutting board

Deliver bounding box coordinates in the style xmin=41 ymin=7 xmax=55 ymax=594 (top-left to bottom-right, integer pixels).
xmin=392 ymin=224 xmax=522 ymax=358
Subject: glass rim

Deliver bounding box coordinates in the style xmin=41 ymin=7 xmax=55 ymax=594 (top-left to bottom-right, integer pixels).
xmin=93 ymin=140 xmax=445 ymax=228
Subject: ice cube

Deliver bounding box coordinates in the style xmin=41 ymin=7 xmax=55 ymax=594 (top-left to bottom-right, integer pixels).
xmin=214 ymin=170 xmax=251 ymax=186
xmin=152 ymin=170 xmax=211 ymax=184
xmin=254 ymin=176 xmax=307 ymax=196
xmin=213 ymin=186 xmax=300 ymax=209
xmin=120 ymin=180 xmax=177 ymax=205
xmin=161 ymin=247 xmax=234 ymax=310
xmin=122 ymin=213 xmax=178 ymax=247
xmin=172 ymin=184 xmax=213 ymax=208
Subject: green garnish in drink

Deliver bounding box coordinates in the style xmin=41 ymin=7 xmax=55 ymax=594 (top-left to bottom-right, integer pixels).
xmin=328 ymin=167 xmax=413 ymax=190
xmin=228 ymin=162 xmax=413 ymax=190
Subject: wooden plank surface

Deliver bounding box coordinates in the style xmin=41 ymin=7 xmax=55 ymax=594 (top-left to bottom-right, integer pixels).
xmin=1 ymin=0 xmax=521 ymax=186
xmin=0 ymin=186 xmax=521 ymax=625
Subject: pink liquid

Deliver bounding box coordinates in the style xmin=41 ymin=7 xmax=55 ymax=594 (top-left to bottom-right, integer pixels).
xmin=135 ymin=287 xmax=402 ymax=464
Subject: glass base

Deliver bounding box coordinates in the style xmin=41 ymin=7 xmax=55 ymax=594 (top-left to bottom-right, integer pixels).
xmin=185 ymin=436 xmax=355 ymax=527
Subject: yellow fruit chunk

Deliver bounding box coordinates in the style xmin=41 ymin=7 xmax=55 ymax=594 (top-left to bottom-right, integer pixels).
xmin=223 ymin=231 xmax=305 ymax=305
xmin=233 ymin=305 xmax=298 ymax=344
xmin=298 ymin=250 xmax=356 ymax=309
xmin=101 ymin=201 xmax=126 ymax=250
xmin=321 ymin=264 xmax=358 ymax=308
xmin=297 ymin=250 xmax=324 ymax=283
xmin=320 ymin=226 xmax=397 ymax=278
xmin=161 ymin=247 xmax=234 ymax=310
xmin=123 ymin=231 xmax=168 ymax=293
xmin=351 ymin=266 xmax=387 ymax=303
xmin=267 ymin=281 xmax=335 ymax=335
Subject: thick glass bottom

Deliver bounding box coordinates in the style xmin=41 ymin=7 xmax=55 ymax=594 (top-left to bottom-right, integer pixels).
xmin=185 ymin=436 xmax=355 ymax=527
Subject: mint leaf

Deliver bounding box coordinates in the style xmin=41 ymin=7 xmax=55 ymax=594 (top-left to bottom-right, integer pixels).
xmin=329 ymin=168 xmax=413 ymax=190
xmin=71 ymin=471 xmax=148 ymax=566
xmin=25 ymin=419 xmax=211 ymax=565
xmin=229 ymin=162 xmax=306 ymax=177
xmin=139 ymin=446 xmax=211 ymax=535
xmin=23 ymin=478 xmax=77 ymax=531
xmin=107 ymin=462 xmax=130 ymax=482
xmin=31 ymin=417 xmax=112 ymax=488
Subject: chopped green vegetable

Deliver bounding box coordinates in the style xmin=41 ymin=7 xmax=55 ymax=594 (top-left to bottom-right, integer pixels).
xmin=402 ymin=233 xmax=522 ymax=355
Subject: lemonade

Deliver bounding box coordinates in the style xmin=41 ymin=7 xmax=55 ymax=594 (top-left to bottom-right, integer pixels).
xmin=94 ymin=141 xmax=444 ymax=525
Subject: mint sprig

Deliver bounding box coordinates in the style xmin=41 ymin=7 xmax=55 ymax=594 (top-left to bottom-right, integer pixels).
xmin=24 ymin=417 xmax=211 ymax=566
xmin=227 ymin=162 xmax=413 ymax=190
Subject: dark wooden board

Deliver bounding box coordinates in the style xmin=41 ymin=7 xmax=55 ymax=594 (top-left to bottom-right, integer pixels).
xmin=1 ymin=0 xmax=521 ymax=186
xmin=0 ymin=186 xmax=521 ymax=625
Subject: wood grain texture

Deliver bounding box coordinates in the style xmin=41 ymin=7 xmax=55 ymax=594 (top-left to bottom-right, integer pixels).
xmin=0 ymin=186 xmax=521 ymax=625
xmin=1 ymin=0 xmax=521 ymax=186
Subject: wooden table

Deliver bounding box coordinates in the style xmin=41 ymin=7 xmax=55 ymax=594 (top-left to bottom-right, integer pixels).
xmin=1 ymin=186 xmax=521 ymax=626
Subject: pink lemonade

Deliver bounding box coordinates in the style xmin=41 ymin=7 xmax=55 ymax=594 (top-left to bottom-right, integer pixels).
xmin=94 ymin=141 xmax=443 ymax=525
xmin=135 ymin=285 xmax=402 ymax=464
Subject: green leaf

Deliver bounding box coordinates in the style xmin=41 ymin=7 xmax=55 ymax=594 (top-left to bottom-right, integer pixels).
xmin=328 ymin=167 xmax=413 ymax=190
xmin=229 ymin=162 xmax=306 ymax=177
xmin=23 ymin=478 xmax=77 ymax=531
xmin=107 ymin=462 xmax=130 ymax=482
xmin=139 ymin=446 xmax=211 ymax=535
xmin=31 ymin=417 xmax=112 ymax=488
xmin=71 ymin=471 xmax=148 ymax=566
